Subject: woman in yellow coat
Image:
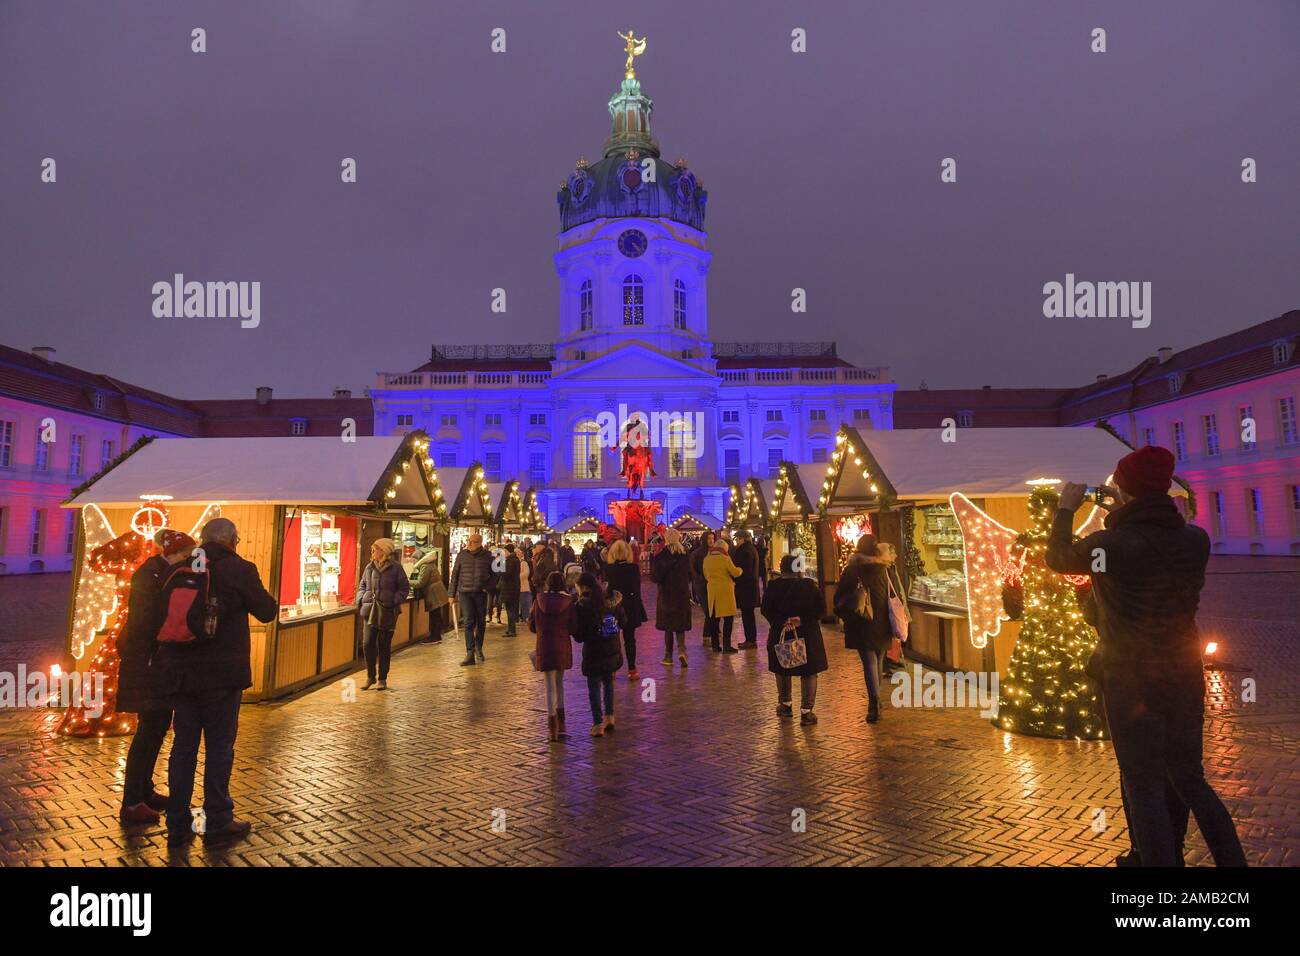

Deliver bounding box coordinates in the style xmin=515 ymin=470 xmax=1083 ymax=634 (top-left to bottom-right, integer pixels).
xmin=702 ymin=539 xmax=742 ymax=654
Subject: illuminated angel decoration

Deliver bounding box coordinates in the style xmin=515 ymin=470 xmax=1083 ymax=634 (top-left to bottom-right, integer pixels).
xmin=952 ymin=486 xmax=1106 ymax=740
xmin=61 ymin=502 xmax=223 ymax=738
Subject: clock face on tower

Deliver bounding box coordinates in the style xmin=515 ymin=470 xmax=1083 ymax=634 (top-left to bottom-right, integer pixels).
xmin=617 ymin=229 xmax=648 ymax=258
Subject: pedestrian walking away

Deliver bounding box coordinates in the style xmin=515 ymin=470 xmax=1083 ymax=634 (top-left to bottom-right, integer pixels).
xmin=603 ymin=538 xmax=647 ymax=679
xmin=650 ymin=528 xmax=693 ymax=667
xmin=572 ymin=572 xmax=625 ymax=736
xmin=529 ymin=571 xmax=576 ymax=742
xmin=763 ymin=554 xmax=829 ymax=725
xmin=702 ymin=538 xmax=742 ymax=653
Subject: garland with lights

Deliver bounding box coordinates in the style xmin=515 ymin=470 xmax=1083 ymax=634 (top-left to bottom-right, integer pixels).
xmin=991 ymin=487 xmax=1102 ymax=740
xmin=900 ymin=506 xmax=925 ymax=580
xmin=65 ymin=434 xmax=155 ymax=503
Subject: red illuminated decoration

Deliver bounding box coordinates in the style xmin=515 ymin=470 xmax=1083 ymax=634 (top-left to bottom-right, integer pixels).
xmin=607 ymin=498 xmax=663 ymax=544
xmin=57 ymin=511 xmax=159 ymax=738
xmin=618 ymin=418 xmax=656 ymax=500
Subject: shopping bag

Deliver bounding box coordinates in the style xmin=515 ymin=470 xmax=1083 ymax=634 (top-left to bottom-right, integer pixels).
xmin=773 ymin=619 xmax=808 ymax=670
xmin=886 ymin=569 xmax=910 ymax=642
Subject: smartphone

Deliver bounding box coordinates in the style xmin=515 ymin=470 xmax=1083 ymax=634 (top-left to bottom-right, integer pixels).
xmin=1086 ymin=485 xmax=1114 ymax=506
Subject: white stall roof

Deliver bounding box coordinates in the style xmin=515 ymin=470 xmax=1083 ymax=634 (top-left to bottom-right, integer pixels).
xmin=66 ymin=436 xmax=418 ymax=508
xmin=858 ymin=427 xmax=1134 ymax=499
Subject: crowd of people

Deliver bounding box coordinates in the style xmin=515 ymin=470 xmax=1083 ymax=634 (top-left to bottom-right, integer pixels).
xmin=104 ymin=445 xmax=1245 ymax=866
xmin=441 ymin=524 xmax=905 ymax=737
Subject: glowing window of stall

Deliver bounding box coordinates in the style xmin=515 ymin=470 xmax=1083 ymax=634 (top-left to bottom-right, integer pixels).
xmin=279 ymin=510 xmax=360 ymax=621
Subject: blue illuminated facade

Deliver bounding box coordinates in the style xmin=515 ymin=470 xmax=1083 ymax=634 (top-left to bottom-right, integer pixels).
xmin=370 ymin=65 xmax=895 ymax=527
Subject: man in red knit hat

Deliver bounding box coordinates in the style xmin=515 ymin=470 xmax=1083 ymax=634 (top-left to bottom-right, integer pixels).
xmin=1049 ymin=446 xmax=1246 ymax=867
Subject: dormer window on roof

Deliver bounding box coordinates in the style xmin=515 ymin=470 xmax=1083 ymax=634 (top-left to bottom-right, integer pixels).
xmin=289 ymin=418 xmax=307 ymax=436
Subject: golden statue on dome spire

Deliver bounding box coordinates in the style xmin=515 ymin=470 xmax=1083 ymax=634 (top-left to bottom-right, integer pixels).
xmin=617 ymin=29 xmax=647 ymax=80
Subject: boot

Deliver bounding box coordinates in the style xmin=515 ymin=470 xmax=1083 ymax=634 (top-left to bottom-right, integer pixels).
xmin=547 ymin=715 xmax=558 ymax=742
xmin=555 ymin=708 xmax=568 ymax=738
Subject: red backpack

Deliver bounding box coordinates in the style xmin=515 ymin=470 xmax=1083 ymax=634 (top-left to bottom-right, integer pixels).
xmin=156 ymin=565 xmax=220 ymax=643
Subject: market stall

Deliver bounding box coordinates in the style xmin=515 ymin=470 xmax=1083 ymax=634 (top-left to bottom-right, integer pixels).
xmin=63 ymin=433 xmax=446 ymax=701
xmin=764 ymin=460 xmax=826 ymax=599
xmin=553 ymin=511 xmax=601 ymax=548
xmin=521 ymin=488 xmax=552 ymax=539
xmin=486 ymin=479 xmax=527 ymax=544
xmin=816 ymin=424 xmax=1135 ymax=674
xmin=440 ymin=464 xmax=494 ymax=570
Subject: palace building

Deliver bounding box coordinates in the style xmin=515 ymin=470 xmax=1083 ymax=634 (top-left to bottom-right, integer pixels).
xmin=369 ymin=52 xmax=894 ymax=527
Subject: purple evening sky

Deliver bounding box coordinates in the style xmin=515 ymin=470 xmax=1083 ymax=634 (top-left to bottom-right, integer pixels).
xmin=1 ymin=0 xmax=1297 ymax=399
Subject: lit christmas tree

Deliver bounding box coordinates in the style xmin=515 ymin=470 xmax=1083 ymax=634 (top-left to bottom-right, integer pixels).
xmin=991 ymin=488 xmax=1102 ymax=740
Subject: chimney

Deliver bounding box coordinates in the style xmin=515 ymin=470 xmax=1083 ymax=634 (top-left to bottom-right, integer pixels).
xmin=982 ymin=385 xmax=992 ymax=390
xmin=332 ymin=388 xmax=352 ymax=400
xmin=1157 ymin=346 xmax=1173 ymax=364
xmin=32 ymin=346 xmax=56 ymax=362
xmin=256 ymin=386 xmax=273 ymax=406
xmin=1096 ymin=373 xmax=1108 ymax=382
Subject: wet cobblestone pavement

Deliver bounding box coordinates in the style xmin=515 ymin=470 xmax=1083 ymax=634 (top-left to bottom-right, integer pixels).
xmin=0 ymin=564 xmax=1296 ymax=866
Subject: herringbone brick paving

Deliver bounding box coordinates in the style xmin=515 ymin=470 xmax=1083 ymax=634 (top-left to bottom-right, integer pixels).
xmin=0 ymin=564 xmax=1297 ymax=866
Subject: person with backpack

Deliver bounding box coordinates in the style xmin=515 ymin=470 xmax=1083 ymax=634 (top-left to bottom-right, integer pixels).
xmin=529 ymin=571 xmax=576 ymax=742
xmin=154 ymin=517 xmax=277 ymax=847
xmin=762 ymin=554 xmax=828 ymax=725
xmin=603 ymin=538 xmax=647 ymax=680
xmin=118 ymin=529 xmax=196 ymax=824
xmin=650 ymin=528 xmax=693 ymax=668
xmin=572 ymin=572 xmax=625 ymax=737
xmin=834 ymin=535 xmax=894 ymax=724
xmin=357 ymin=538 xmax=411 ymax=690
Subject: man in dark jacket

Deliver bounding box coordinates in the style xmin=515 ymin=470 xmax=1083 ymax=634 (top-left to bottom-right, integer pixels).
xmin=731 ymin=530 xmax=762 ymax=649
xmin=1048 ymin=446 xmax=1246 ymax=867
xmin=450 ymin=533 xmax=495 ymax=665
xmin=498 ymin=542 xmax=522 ymax=637
xmin=155 ymin=518 xmax=277 ymax=847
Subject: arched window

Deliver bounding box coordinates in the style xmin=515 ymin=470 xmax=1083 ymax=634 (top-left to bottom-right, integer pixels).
xmin=579 ymin=279 xmax=593 ymax=330
xmin=622 ymin=274 xmax=644 ymax=325
xmin=573 ymin=420 xmax=602 ymax=479
xmin=667 ymin=418 xmax=697 ymax=479
xmin=673 ymin=279 xmax=687 ymax=329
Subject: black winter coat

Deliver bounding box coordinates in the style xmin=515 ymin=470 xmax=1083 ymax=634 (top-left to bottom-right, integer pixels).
xmin=689 ymin=543 xmax=710 ymax=604
xmin=154 ymin=542 xmax=278 ymax=695
xmin=602 ymin=561 xmax=647 ymax=629
xmin=358 ymin=559 xmax=411 ymax=631
xmin=498 ymin=553 xmax=522 ymax=602
xmin=1046 ymin=495 xmax=1209 ymax=668
xmin=117 ymin=554 xmax=170 ymax=713
xmin=732 ymin=541 xmax=761 ymax=610
xmin=835 ymin=554 xmax=894 ymax=654
xmin=762 ymin=574 xmax=829 ymax=676
xmin=650 ymin=548 xmax=693 ymax=632
xmin=573 ymin=593 xmax=626 ymax=677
